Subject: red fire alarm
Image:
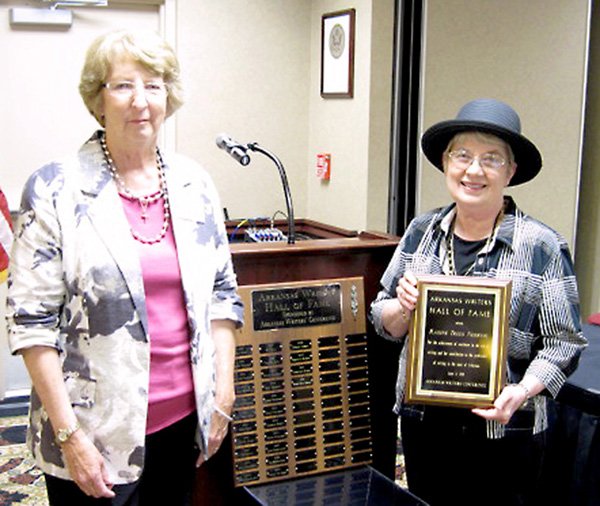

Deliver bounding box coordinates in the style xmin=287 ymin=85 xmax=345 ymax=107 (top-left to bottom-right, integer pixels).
xmin=316 ymin=153 xmax=331 ymax=180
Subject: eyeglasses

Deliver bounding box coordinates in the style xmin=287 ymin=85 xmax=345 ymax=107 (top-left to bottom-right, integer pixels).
xmin=448 ymin=149 xmax=507 ymax=171
xmin=103 ymin=80 xmax=167 ymax=98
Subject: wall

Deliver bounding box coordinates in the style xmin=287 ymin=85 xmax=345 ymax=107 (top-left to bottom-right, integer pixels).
xmin=307 ymin=0 xmax=394 ymax=232
xmin=419 ymin=0 xmax=591 ymax=249
xmin=367 ymin=1 xmax=395 ymax=232
xmin=175 ymin=0 xmax=311 ymax=223
xmin=576 ymin=4 xmax=600 ymax=319
xmin=176 ymin=0 xmax=394 ymax=232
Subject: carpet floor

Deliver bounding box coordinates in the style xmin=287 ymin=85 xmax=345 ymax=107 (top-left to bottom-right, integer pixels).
xmin=0 ymin=415 xmax=47 ymax=505
xmin=395 ymin=428 xmax=407 ymax=489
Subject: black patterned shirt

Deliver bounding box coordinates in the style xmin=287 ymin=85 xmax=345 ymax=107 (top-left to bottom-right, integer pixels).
xmin=370 ymin=197 xmax=587 ymax=437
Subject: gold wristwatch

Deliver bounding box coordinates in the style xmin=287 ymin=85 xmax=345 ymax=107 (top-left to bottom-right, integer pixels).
xmin=56 ymin=421 xmax=80 ymax=445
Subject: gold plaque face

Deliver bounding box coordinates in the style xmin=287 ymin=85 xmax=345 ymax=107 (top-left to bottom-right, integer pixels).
xmin=405 ymin=275 xmax=511 ymax=408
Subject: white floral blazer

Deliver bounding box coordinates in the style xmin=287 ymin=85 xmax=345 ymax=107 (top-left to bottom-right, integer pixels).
xmin=6 ymin=131 xmax=244 ymax=484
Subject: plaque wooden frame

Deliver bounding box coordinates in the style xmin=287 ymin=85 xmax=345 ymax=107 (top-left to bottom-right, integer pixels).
xmin=405 ymin=275 xmax=511 ymax=408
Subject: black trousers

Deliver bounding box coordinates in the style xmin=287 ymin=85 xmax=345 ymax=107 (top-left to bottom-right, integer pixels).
xmin=45 ymin=412 xmax=199 ymax=506
xmin=400 ymin=406 xmax=545 ymax=506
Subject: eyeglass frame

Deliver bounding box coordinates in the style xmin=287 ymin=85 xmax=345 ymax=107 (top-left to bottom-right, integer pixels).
xmin=446 ymin=148 xmax=510 ymax=171
xmin=102 ymin=80 xmax=168 ymax=98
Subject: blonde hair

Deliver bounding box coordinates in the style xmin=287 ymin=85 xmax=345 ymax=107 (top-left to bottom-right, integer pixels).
xmin=443 ymin=131 xmax=515 ymax=166
xmin=79 ymin=30 xmax=183 ymax=125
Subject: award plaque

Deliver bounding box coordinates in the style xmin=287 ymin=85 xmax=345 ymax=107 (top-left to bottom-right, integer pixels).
xmin=405 ymin=275 xmax=511 ymax=408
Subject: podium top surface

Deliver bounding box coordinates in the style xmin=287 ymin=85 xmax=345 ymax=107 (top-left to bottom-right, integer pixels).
xmin=227 ymin=218 xmax=399 ymax=256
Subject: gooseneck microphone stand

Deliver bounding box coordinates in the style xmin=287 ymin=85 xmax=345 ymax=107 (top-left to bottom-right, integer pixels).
xmin=246 ymin=142 xmax=296 ymax=245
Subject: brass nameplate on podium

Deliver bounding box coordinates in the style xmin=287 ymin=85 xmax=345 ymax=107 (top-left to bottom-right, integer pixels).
xmin=405 ymin=275 xmax=511 ymax=408
xmin=231 ymin=277 xmax=372 ymax=487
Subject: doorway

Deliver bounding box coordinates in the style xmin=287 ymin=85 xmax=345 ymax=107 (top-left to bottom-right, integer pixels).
xmin=387 ymin=0 xmax=423 ymax=236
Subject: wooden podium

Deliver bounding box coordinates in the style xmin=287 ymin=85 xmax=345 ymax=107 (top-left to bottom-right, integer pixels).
xmin=193 ymin=219 xmax=400 ymax=505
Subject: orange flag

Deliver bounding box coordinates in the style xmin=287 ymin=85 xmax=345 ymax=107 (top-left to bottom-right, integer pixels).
xmin=0 ymin=189 xmax=13 ymax=283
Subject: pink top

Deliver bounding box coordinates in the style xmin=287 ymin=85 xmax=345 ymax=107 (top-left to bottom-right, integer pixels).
xmin=120 ymin=192 xmax=196 ymax=435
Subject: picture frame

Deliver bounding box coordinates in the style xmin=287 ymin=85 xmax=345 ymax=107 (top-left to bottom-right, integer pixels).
xmin=320 ymin=9 xmax=355 ymax=98
xmin=405 ymin=275 xmax=512 ymax=408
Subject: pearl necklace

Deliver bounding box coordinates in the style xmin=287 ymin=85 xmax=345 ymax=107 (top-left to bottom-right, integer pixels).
xmin=100 ymin=133 xmax=171 ymax=244
xmin=446 ymin=208 xmax=504 ymax=276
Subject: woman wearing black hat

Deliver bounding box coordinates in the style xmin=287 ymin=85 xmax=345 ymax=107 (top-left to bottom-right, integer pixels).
xmin=370 ymin=98 xmax=586 ymax=505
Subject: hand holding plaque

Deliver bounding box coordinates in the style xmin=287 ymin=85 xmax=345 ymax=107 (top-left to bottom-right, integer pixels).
xmin=405 ymin=275 xmax=511 ymax=408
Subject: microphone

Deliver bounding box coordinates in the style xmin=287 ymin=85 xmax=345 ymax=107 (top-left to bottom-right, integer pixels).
xmin=216 ymin=134 xmax=250 ymax=166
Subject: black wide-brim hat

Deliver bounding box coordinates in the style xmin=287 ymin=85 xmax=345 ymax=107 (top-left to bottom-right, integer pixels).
xmin=421 ymin=98 xmax=542 ymax=186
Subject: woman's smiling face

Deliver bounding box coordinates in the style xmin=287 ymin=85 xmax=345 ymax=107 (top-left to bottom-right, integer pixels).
xmin=443 ymin=132 xmax=516 ymax=214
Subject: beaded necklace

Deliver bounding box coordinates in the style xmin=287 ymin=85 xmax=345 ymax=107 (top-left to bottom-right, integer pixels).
xmin=100 ymin=133 xmax=171 ymax=244
xmin=446 ymin=208 xmax=504 ymax=276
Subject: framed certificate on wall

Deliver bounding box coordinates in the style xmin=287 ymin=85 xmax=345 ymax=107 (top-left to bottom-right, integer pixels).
xmin=320 ymin=9 xmax=355 ymax=98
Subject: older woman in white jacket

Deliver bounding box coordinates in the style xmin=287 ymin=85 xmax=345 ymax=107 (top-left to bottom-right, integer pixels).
xmin=7 ymin=30 xmax=243 ymax=506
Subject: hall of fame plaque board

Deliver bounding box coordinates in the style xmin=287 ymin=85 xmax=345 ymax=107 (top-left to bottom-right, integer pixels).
xmin=230 ymin=277 xmax=372 ymax=486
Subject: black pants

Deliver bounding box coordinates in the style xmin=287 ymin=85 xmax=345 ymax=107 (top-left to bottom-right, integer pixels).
xmin=400 ymin=406 xmax=545 ymax=506
xmin=45 ymin=412 xmax=199 ymax=506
